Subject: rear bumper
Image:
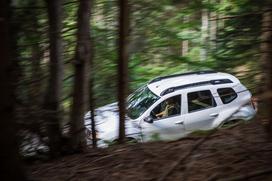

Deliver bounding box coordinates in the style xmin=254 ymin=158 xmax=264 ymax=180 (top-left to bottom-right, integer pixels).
xmin=229 ymin=105 xmax=257 ymax=121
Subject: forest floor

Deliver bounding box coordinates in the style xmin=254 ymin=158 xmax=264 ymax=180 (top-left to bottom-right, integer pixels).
xmin=27 ymin=119 xmax=272 ymax=181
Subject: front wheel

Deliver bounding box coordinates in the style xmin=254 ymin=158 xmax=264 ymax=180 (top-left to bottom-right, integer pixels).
xmin=126 ymin=137 xmax=138 ymax=144
xmin=112 ymin=137 xmax=138 ymax=144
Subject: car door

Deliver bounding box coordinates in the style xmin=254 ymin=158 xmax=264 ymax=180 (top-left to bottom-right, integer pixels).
xmin=141 ymin=95 xmax=187 ymax=141
xmin=183 ymin=89 xmax=221 ymax=130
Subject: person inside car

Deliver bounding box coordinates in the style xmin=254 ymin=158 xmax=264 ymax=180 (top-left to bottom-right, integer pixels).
xmin=156 ymin=97 xmax=179 ymax=118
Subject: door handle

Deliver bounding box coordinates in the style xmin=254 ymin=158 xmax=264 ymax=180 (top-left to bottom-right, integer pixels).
xmin=210 ymin=113 xmax=219 ymax=117
xmin=175 ymin=121 xmax=184 ymax=125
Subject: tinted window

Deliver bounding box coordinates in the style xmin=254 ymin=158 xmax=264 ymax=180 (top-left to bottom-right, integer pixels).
xmin=217 ymin=88 xmax=237 ymax=104
xmin=151 ymin=95 xmax=181 ymax=120
xmin=188 ymin=90 xmax=216 ymax=113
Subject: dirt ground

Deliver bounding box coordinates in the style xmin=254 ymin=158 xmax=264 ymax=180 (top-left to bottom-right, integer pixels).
xmin=28 ymin=120 xmax=272 ymax=181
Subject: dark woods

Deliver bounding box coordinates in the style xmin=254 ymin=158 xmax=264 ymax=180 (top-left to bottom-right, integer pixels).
xmin=1 ymin=0 xmax=272 ymax=180
xmin=1 ymin=0 xmax=130 ymax=178
xmin=0 ymin=0 xmax=26 ymax=180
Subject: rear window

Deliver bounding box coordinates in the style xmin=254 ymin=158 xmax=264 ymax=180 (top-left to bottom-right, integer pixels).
xmin=217 ymin=88 xmax=237 ymax=104
xmin=188 ymin=90 xmax=217 ymax=113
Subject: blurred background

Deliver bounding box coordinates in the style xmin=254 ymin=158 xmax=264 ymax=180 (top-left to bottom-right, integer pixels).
xmin=1 ymin=0 xmax=272 ymax=180
xmin=8 ymin=0 xmax=269 ymax=155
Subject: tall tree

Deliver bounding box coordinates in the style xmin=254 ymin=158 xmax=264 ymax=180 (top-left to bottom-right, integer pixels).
xmin=118 ymin=0 xmax=130 ymax=143
xmin=209 ymin=0 xmax=217 ymax=51
xmin=70 ymin=0 xmax=92 ymax=150
xmin=44 ymin=0 xmax=63 ymax=157
xmin=260 ymin=3 xmax=272 ymax=134
xmin=200 ymin=5 xmax=208 ymax=61
xmin=181 ymin=15 xmax=189 ymax=56
xmin=29 ymin=0 xmax=44 ymax=109
xmin=0 ymin=0 xmax=26 ymax=179
xmin=90 ymin=9 xmax=97 ymax=148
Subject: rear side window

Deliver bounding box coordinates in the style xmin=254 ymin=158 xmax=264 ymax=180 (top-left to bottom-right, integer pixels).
xmin=217 ymin=88 xmax=237 ymax=104
xmin=188 ymin=90 xmax=217 ymax=113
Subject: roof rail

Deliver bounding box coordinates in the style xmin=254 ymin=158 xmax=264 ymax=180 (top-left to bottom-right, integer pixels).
xmin=149 ymin=70 xmax=217 ymax=84
xmin=160 ymin=79 xmax=233 ymax=96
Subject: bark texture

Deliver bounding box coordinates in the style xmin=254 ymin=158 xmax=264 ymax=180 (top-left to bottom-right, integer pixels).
xmin=209 ymin=10 xmax=217 ymax=50
xmin=90 ymin=21 xmax=96 ymax=148
xmin=44 ymin=0 xmax=63 ymax=157
xmin=70 ymin=0 xmax=92 ymax=150
xmin=260 ymin=6 xmax=272 ymax=133
xmin=118 ymin=0 xmax=130 ymax=143
xmin=181 ymin=16 xmax=189 ymax=56
xmin=0 ymin=0 xmax=26 ymax=180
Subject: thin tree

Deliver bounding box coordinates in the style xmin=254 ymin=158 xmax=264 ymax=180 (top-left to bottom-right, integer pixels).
xmin=90 ymin=10 xmax=96 ymax=148
xmin=43 ymin=0 xmax=63 ymax=157
xmin=118 ymin=0 xmax=130 ymax=143
xmin=70 ymin=0 xmax=92 ymax=151
xmin=209 ymin=0 xmax=217 ymax=51
xmin=0 ymin=0 xmax=26 ymax=179
xmin=181 ymin=15 xmax=189 ymax=56
xmin=200 ymin=3 xmax=208 ymax=61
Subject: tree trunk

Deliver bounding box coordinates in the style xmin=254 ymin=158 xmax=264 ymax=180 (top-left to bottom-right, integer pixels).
xmin=181 ymin=16 xmax=189 ymax=56
xmin=209 ymin=10 xmax=217 ymax=51
xmin=118 ymin=0 xmax=130 ymax=144
xmin=44 ymin=0 xmax=63 ymax=157
xmin=70 ymin=0 xmax=92 ymax=151
xmin=0 ymin=0 xmax=26 ymax=179
xmin=200 ymin=8 xmax=209 ymax=61
xmin=217 ymin=0 xmax=225 ymax=30
xmin=30 ymin=0 xmax=43 ymax=108
xmin=260 ymin=6 xmax=272 ymax=134
xmin=90 ymin=17 xmax=96 ymax=148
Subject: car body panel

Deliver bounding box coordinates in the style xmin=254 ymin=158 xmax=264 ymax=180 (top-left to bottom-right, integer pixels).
xmin=140 ymin=116 xmax=188 ymax=141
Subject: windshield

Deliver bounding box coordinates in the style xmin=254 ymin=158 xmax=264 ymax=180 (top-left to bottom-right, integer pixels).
xmin=127 ymin=86 xmax=160 ymax=119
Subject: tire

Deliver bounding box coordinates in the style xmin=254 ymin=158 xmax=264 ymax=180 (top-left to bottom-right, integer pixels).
xmin=219 ymin=119 xmax=244 ymax=129
xmin=126 ymin=137 xmax=138 ymax=143
xmin=112 ymin=137 xmax=138 ymax=144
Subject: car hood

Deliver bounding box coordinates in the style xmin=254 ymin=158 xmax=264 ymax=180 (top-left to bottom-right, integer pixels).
xmin=84 ymin=102 xmax=140 ymax=141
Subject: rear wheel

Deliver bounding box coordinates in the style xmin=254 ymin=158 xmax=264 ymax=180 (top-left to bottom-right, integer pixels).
xmin=219 ymin=119 xmax=244 ymax=129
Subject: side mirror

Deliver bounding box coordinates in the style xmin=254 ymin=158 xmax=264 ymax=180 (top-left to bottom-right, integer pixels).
xmin=144 ymin=116 xmax=154 ymax=124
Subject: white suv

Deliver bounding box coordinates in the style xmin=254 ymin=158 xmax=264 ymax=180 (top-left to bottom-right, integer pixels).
xmin=85 ymin=71 xmax=257 ymax=146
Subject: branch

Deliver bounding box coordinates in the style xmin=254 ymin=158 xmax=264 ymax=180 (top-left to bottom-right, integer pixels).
xmin=63 ymin=1 xmax=78 ymax=6
xmin=209 ymin=12 xmax=261 ymax=21
xmin=12 ymin=1 xmax=79 ymax=10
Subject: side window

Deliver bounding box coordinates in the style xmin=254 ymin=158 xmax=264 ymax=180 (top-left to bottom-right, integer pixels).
xmin=188 ymin=90 xmax=216 ymax=113
xmin=151 ymin=95 xmax=181 ymax=120
xmin=217 ymin=88 xmax=237 ymax=104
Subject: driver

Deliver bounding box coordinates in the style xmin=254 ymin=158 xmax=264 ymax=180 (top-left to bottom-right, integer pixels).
xmin=156 ymin=98 xmax=178 ymax=118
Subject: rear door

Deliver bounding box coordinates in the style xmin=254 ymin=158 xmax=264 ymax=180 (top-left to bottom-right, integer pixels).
xmin=183 ymin=89 xmax=221 ymax=130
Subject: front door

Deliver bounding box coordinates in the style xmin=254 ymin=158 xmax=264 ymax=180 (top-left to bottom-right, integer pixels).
xmin=141 ymin=95 xmax=187 ymax=141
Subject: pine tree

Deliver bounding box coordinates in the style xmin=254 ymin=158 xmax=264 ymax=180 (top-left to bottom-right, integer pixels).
xmin=70 ymin=0 xmax=92 ymax=150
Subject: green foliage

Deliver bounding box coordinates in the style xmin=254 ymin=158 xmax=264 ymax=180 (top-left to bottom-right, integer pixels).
xmin=15 ymin=0 xmax=263 ymax=111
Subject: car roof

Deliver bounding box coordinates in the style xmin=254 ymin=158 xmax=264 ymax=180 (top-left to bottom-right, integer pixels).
xmin=147 ymin=71 xmax=240 ymax=96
